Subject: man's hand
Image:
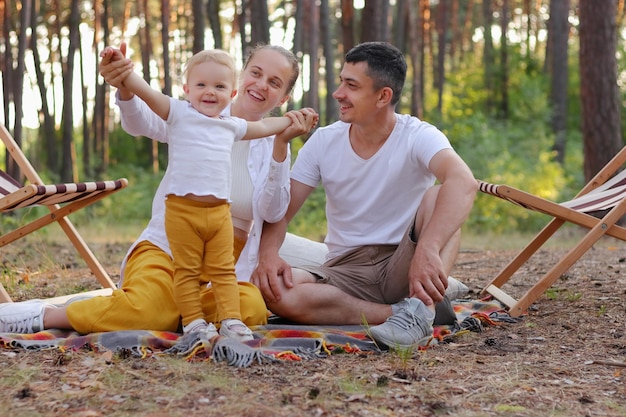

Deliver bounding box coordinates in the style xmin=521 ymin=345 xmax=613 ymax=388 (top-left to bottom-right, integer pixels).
xmin=408 ymin=245 xmax=448 ymax=306
xmin=250 ymin=252 xmax=294 ymax=304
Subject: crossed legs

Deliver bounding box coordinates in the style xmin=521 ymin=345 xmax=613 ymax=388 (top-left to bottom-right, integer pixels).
xmin=265 ymin=186 xmax=462 ymax=325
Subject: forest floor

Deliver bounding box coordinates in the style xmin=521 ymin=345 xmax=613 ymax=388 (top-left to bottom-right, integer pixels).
xmin=0 ymin=232 xmax=625 ymax=416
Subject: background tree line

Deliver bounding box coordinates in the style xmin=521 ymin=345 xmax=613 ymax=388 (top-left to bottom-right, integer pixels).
xmin=1 ymin=0 xmax=625 ymax=238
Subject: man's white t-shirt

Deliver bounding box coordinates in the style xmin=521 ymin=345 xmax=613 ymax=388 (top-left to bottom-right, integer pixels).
xmin=291 ymin=113 xmax=452 ymax=260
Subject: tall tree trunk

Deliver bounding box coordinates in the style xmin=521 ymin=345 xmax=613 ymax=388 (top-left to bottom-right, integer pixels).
xmin=303 ymin=0 xmax=319 ymax=113
xmin=237 ymin=0 xmax=249 ymax=56
xmin=320 ymin=0 xmax=338 ymax=125
xmin=192 ymin=0 xmax=205 ymax=53
xmin=51 ymin=0 xmax=61 ymax=174
xmin=60 ymin=0 xmax=80 ymax=182
xmin=394 ymin=0 xmax=408 ymax=52
xmin=289 ymin=0 xmax=303 ymax=113
xmin=158 ymin=0 xmax=171 ymax=174
xmin=408 ymin=0 xmax=424 ymax=119
xmin=482 ymin=0 xmax=495 ymax=114
xmin=138 ymin=0 xmax=157 ymax=173
xmin=1 ymin=1 xmax=12 ymax=148
xmin=207 ymin=0 xmax=223 ymax=49
xmin=498 ymin=0 xmax=509 ymax=119
xmin=549 ymin=0 xmax=570 ymax=164
xmin=30 ymin=0 xmax=58 ymax=175
xmin=250 ymin=0 xmax=269 ymax=46
xmin=460 ymin=0 xmax=475 ymax=63
xmin=90 ymin=0 xmax=104 ymax=177
xmin=92 ymin=0 xmax=109 ymax=177
xmin=6 ymin=0 xmax=30 ymax=181
xmin=523 ymin=0 xmax=533 ymax=68
xmin=78 ymin=29 xmax=90 ymax=178
xmin=420 ymin=0 xmax=429 ymax=114
xmin=139 ymin=0 xmax=153 ymax=86
xmin=293 ymin=0 xmax=304 ymax=59
xmin=360 ymin=0 xmax=388 ymax=42
xmin=579 ymin=0 xmax=622 ymax=181
xmin=340 ymin=0 xmax=354 ymax=54
xmin=449 ymin=0 xmax=459 ymax=68
xmin=435 ymin=0 xmax=448 ymax=116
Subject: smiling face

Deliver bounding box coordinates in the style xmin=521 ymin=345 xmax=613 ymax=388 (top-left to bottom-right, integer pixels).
xmin=232 ymin=48 xmax=298 ymax=121
xmin=183 ymin=60 xmax=237 ymax=118
xmin=332 ymin=61 xmax=382 ymax=124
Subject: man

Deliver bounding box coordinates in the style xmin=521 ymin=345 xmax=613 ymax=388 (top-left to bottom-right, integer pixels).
xmin=251 ymin=42 xmax=477 ymax=348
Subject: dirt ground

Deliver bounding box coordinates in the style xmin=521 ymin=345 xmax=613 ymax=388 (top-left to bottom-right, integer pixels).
xmin=0 ymin=234 xmax=625 ymax=417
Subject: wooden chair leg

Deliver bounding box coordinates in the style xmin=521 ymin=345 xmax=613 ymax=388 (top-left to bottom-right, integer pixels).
xmin=0 ymin=285 xmax=12 ymax=303
xmin=507 ymin=198 xmax=626 ymax=317
xmin=57 ymin=217 xmax=117 ymax=290
xmin=0 ymin=202 xmax=118 ymax=298
xmin=482 ymin=218 xmax=565 ymax=293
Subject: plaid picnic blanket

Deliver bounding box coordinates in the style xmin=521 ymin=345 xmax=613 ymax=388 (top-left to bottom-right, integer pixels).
xmin=0 ymin=299 xmax=515 ymax=367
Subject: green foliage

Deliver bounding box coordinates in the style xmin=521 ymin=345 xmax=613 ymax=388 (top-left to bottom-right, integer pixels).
xmin=98 ymin=164 xmax=163 ymax=224
xmin=288 ymin=185 xmax=328 ymax=241
xmin=109 ymin=126 xmax=168 ymax=168
xmin=0 ymin=263 xmax=20 ymax=294
xmin=285 ymin=138 xmax=328 ymax=241
xmin=566 ymin=292 xmax=582 ymax=302
xmin=440 ymin=55 xmax=585 ymax=233
xmin=545 ymin=288 xmax=559 ymax=300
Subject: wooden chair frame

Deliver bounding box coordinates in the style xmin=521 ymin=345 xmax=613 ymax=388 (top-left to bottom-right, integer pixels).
xmin=1 ymin=124 xmax=128 ymax=303
xmin=477 ymin=146 xmax=626 ymax=317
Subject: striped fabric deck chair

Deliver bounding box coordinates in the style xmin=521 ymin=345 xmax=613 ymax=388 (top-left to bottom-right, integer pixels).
xmin=477 ymin=146 xmax=626 ymax=317
xmin=1 ymin=124 xmax=128 ymax=303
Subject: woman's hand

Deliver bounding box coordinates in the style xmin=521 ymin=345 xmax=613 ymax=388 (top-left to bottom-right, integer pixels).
xmin=100 ymin=43 xmax=135 ymax=100
xmin=272 ymin=108 xmax=318 ymax=162
xmin=275 ymin=107 xmax=319 ymax=144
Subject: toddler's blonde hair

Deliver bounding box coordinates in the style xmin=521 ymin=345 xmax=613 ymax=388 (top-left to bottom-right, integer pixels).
xmin=183 ymin=49 xmax=237 ymax=85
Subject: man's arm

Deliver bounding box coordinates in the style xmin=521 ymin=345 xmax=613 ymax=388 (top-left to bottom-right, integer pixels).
xmin=409 ymin=149 xmax=478 ymax=305
xmin=251 ymin=179 xmax=316 ymax=302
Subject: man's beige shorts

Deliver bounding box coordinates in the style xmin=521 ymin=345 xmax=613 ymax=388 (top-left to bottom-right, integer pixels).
xmin=295 ymin=225 xmax=416 ymax=304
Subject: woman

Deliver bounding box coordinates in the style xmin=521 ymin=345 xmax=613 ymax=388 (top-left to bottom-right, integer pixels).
xmin=0 ymin=43 xmax=321 ymax=334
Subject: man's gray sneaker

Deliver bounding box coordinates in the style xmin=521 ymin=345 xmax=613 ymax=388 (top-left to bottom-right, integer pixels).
xmin=445 ymin=276 xmax=469 ymax=300
xmin=0 ymin=300 xmax=51 ymax=334
xmin=369 ymin=297 xmax=435 ymax=349
xmin=391 ymin=296 xmax=456 ymax=326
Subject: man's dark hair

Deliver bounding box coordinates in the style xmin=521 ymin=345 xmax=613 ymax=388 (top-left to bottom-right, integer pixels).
xmin=345 ymin=42 xmax=407 ymax=106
